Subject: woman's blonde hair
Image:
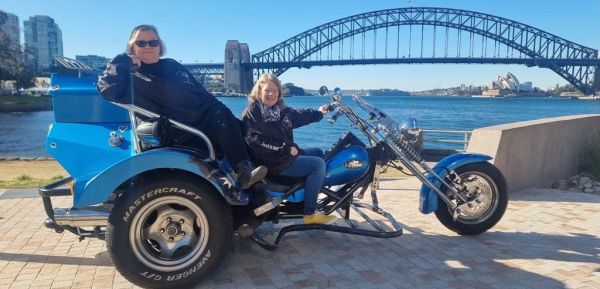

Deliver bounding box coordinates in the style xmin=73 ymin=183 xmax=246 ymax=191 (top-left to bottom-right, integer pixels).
xmin=249 ymin=74 xmax=285 ymax=107
xmin=126 ymin=24 xmax=166 ymax=56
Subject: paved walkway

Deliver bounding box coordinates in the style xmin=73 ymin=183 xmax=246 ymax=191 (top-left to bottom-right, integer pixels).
xmin=0 ymin=178 xmax=599 ymax=289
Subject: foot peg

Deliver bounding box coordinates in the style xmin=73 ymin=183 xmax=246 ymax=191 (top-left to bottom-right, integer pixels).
xmin=237 ymin=162 xmax=268 ymax=190
xmin=253 ymin=196 xmax=282 ymax=216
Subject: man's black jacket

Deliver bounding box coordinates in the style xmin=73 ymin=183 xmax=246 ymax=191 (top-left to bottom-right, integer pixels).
xmin=97 ymin=53 xmax=219 ymax=129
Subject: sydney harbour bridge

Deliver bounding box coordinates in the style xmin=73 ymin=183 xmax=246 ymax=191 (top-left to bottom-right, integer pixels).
xmin=183 ymin=7 xmax=600 ymax=95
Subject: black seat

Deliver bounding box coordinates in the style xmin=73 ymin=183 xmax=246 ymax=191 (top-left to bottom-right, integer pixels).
xmin=135 ymin=116 xmax=219 ymax=159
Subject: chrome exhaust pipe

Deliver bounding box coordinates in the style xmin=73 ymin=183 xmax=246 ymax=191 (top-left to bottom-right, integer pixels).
xmin=53 ymin=208 xmax=109 ymax=227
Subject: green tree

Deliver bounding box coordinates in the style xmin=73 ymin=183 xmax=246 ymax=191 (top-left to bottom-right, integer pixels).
xmin=547 ymin=83 xmax=577 ymax=95
xmin=205 ymin=82 xmax=225 ymax=93
xmin=0 ymin=11 xmax=35 ymax=89
xmin=282 ymin=83 xmax=306 ymax=96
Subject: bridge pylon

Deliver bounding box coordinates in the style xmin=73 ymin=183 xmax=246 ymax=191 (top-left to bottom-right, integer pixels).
xmin=594 ymin=66 xmax=600 ymax=96
xmin=224 ymin=40 xmax=253 ymax=94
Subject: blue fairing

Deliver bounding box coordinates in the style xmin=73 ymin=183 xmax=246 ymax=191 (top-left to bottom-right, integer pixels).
xmin=74 ymin=149 xmax=247 ymax=208
xmin=419 ymin=153 xmax=492 ymax=214
xmin=50 ymin=74 xmax=129 ymax=123
xmin=47 ymin=122 xmax=134 ymax=180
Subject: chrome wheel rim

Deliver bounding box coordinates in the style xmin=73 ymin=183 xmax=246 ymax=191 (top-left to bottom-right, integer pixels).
xmin=130 ymin=196 xmax=209 ymax=272
xmin=453 ymin=171 xmax=499 ymax=224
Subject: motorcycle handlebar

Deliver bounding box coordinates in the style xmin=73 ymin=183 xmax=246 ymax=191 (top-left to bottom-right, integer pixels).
xmin=328 ymin=111 xmax=341 ymax=124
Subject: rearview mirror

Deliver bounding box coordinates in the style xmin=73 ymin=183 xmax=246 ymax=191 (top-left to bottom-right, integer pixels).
xmin=319 ymin=86 xmax=329 ymax=96
xmin=332 ymin=87 xmax=342 ymax=101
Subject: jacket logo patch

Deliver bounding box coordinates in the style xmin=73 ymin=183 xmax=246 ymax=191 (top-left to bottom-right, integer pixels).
xmin=282 ymin=115 xmax=292 ymax=128
xmin=133 ymin=71 xmax=151 ymax=82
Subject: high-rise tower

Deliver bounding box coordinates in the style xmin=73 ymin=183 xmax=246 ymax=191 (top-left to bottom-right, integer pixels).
xmin=24 ymin=15 xmax=63 ymax=73
xmin=0 ymin=10 xmax=20 ymax=48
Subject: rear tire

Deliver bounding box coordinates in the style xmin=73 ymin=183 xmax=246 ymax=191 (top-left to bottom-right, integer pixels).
xmin=434 ymin=162 xmax=507 ymax=235
xmin=106 ymin=175 xmax=232 ymax=288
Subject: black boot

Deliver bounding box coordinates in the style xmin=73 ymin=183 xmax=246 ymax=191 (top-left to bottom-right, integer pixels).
xmin=235 ymin=160 xmax=268 ymax=189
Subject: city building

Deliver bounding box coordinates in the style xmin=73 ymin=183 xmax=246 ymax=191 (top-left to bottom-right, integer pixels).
xmin=75 ymin=55 xmax=109 ymax=70
xmin=24 ymin=15 xmax=63 ymax=74
xmin=0 ymin=9 xmax=20 ymax=47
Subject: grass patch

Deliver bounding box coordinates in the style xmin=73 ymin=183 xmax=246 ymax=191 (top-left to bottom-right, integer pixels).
xmin=379 ymin=162 xmax=414 ymax=179
xmin=0 ymin=174 xmax=63 ymax=189
xmin=0 ymin=94 xmax=52 ymax=112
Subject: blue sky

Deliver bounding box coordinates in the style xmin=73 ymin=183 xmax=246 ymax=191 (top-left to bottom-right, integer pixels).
xmin=2 ymin=0 xmax=599 ymax=90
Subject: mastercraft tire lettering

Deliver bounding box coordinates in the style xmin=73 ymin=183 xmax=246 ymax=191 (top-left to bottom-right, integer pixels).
xmin=106 ymin=176 xmax=232 ymax=288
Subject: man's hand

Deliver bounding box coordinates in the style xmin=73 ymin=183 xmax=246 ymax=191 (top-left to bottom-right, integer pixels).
xmin=129 ymin=54 xmax=141 ymax=69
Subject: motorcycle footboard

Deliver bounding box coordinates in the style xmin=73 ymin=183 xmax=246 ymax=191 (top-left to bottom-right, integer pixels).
xmin=38 ymin=177 xmax=106 ymax=239
xmin=39 ymin=177 xmax=73 ymax=223
xmin=251 ymin=203 xmax=402 ymax=251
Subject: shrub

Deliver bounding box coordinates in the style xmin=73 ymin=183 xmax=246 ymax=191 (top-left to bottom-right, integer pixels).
xmin=583 ymin=145 xmax=600 ymax=179
xmin=16 ymin=174 xmax=33 ymax=181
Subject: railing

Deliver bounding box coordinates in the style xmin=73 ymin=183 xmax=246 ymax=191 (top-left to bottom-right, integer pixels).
xmin=422 ymin=129 xmax=472 ymax=152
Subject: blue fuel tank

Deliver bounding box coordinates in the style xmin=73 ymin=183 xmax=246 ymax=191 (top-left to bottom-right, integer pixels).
xmin=323 ymin=145 xmax=370 ymax=186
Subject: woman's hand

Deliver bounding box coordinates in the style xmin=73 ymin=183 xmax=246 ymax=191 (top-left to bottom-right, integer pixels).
xmin=290 ymin=146 xmax=299 ymax=156
xmin=318 ymin=105 xmax=330 ymax=115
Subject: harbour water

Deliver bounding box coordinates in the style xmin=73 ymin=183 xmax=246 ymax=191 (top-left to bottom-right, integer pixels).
xmin=1 ymin=95 xmax=599 ymax=158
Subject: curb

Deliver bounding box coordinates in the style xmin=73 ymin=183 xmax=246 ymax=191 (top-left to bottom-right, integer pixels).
xmin=0 ymin=157 xmax=55 ymax=161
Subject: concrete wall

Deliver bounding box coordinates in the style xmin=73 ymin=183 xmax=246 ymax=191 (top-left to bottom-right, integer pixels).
xmin=466 ymin=114 xmax=600 ymax=193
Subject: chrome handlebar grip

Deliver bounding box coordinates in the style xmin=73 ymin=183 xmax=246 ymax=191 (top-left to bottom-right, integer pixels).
xmin=328 ymin=111 xmax=341 ymax=124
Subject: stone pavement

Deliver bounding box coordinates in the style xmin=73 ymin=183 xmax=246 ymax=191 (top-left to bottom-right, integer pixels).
xmin=0 ymin=178 xmax=599 ymax=289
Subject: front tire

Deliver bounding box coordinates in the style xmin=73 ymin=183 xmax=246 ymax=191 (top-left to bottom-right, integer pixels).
xmin=434 ymin=162 xmax=507 ymax=235
xmin=106 ymin=175 xmax=232 ymax=288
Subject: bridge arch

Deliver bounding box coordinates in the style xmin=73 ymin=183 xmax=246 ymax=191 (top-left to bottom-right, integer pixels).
xmin=251 ymin=7 xmax=599 ymax=94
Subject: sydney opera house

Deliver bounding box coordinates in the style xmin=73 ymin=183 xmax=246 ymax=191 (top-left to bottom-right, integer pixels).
xmin=482 ymin=72 xmax=543 ymax=97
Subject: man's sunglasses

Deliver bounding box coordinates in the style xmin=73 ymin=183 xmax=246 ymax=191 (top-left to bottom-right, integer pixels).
xmin=135 ymin=40 xmax=160 ymax=47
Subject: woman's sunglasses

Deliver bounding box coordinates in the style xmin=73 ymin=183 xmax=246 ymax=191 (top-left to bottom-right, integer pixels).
xmin=135 ymin=40 xmax=160 ymax=48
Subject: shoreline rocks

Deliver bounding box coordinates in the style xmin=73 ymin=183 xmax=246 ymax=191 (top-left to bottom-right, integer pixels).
xmin=552 ymin=172 xmax=600 ymax=195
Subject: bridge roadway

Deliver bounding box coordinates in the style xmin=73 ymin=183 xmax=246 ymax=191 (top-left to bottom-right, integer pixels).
xmin=0 ymin=177 xmax=598 ymax=288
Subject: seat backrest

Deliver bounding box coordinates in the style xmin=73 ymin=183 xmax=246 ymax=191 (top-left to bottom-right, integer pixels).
xmin=134 ymin=116 xmax=220 ymax=160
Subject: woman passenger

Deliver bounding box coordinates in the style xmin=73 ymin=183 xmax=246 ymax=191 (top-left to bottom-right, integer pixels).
xmin=242 ymin=74 xmax=337 ymax=225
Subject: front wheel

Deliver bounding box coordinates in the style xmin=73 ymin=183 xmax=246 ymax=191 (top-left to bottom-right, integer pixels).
xmin=434 ymin=162 xmax=507 ymax=235
xmin=106 ymin=175 xmax=233 ymax=288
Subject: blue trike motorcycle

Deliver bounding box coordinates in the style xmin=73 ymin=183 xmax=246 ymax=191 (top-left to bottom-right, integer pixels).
xmin=40 ymin=57 xmax=507 ymax=288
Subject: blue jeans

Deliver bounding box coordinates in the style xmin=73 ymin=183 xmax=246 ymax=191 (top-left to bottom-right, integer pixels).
xmin=279 ymin=148 xmax=325 ymax=215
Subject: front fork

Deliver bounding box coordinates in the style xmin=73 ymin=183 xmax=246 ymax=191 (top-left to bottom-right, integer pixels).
xmin=394 ymin=156 xmax=468 ymax=219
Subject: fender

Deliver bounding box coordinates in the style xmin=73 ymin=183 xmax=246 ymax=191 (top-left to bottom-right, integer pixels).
xmin=73 ymin=148 xmax=247 ymax=208
xmin=419 ymin=153 xmax=492 ymax=214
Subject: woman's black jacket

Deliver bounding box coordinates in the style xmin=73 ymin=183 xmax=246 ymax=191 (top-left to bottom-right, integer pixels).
xmin=97 ymin=53 xmax=219 ymax=129
xmin=241 ymin=101 xmax=323 ymax=175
